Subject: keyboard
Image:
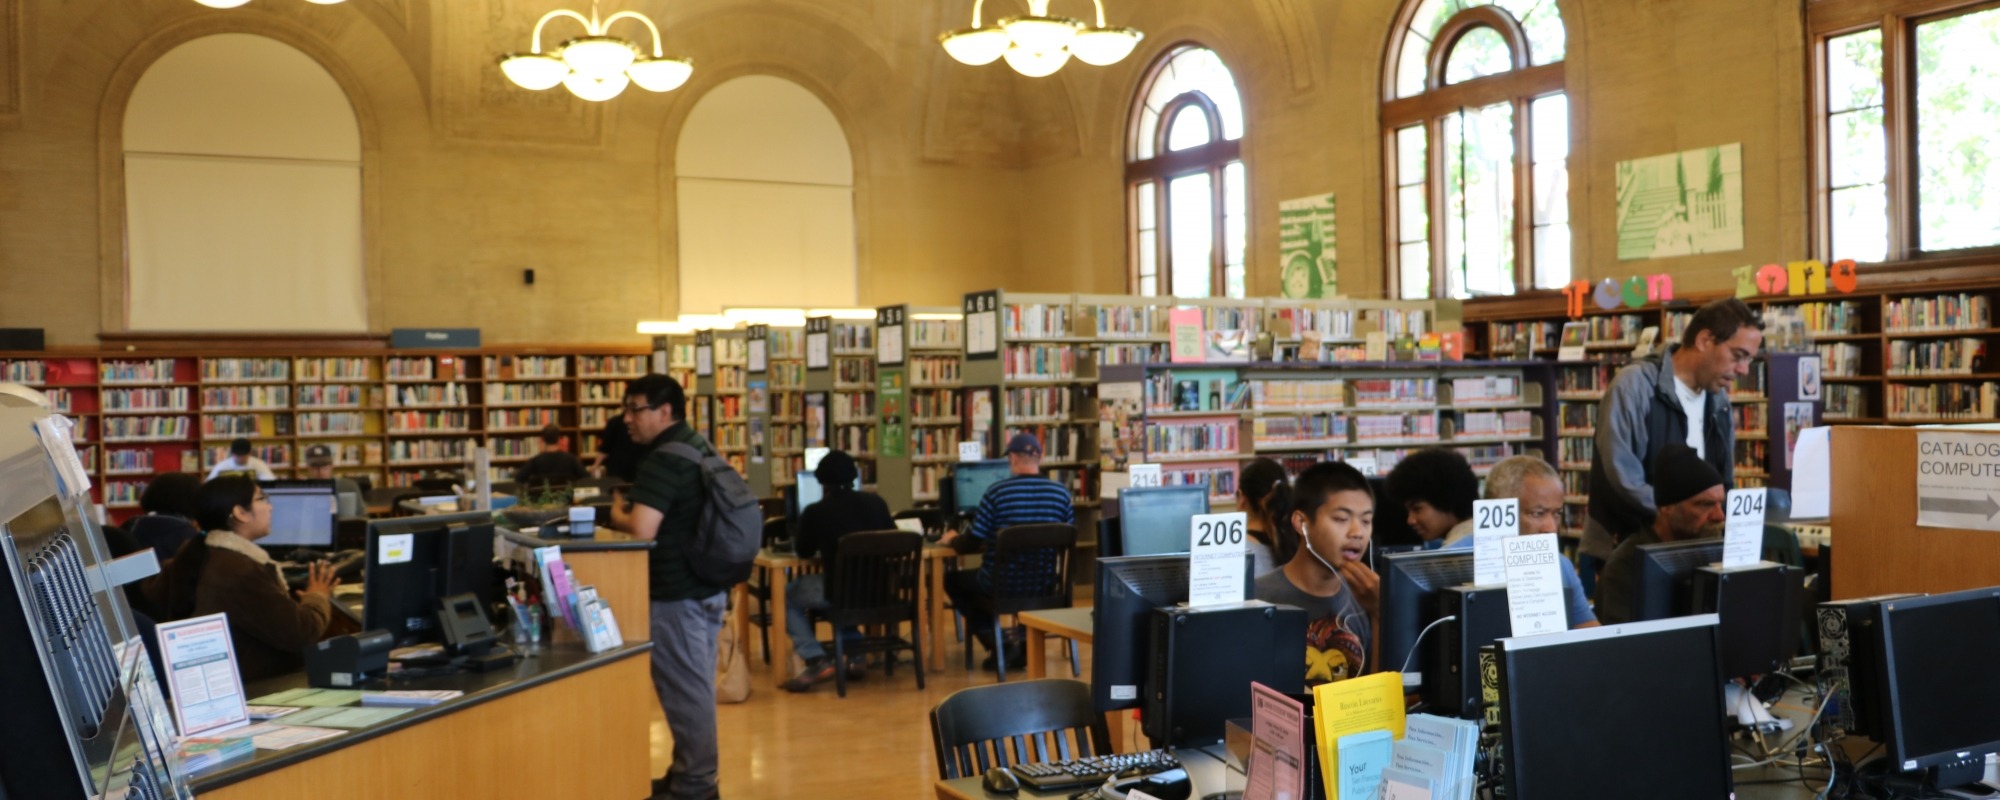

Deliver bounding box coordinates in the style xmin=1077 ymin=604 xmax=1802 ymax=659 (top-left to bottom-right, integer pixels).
xmin=1010 ymin=749 xmax=1180 ymax=792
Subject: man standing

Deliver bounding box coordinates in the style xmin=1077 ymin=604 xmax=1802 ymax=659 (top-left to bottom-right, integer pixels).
xmin=1582 ymin=298 xmax=1761 ymax=587
xmin=614 ymin=375 xmax=728 ymax=800
xmin=515 ymin=423 xmax=589 ymax=486
xmin=1594 ymin=445 xmax=1728 ymax=624
xmin=207 ymin=438 xmax=277 ymax=481
xmin=938 ymin=433 xmax=1074 ymax=669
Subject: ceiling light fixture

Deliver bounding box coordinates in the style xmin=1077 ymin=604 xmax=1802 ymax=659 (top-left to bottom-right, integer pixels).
xmin=939 ymin=0 xmax=1141 ymax=77
xmin=499 ymin=1 xmax=692 ymax=102
xmin=192 ymin=0 xmax=343 ymax=7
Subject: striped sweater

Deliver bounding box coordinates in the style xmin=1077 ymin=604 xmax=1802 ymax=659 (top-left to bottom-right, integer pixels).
xmin=968 ymin=475 xmax=1075 ymax=593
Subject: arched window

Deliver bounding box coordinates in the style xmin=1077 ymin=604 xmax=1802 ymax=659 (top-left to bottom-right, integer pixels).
xmin=1384 ymin=0 xmax=1568 ymax=300
xmin=1127 ymin=47 xmax=1245 ymax=298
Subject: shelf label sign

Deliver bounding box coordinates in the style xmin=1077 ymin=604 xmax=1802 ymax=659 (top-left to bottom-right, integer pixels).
xmin=1915 ymin=432 xmax=2000 ymax=532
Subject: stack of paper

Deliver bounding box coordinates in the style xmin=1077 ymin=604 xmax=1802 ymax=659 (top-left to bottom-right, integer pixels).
xmin=281 ymin=706 xmax=412 ymax=729
xmin=573 ymin=585 xmax=624 ymax=653
xmin=176 ymin=736 xmax=254 ymax=773
xmin=1333 ymin=730 xmax=1392 ymax=800
xmin=246 ymin=688 xmax=362 ymax=707
xmin=206 ymin=722 xmax=345 ymax=751
xmin=361 ymin=690 xmax=463 ymax=707
xmin=1402 ymin=714 xmax=1479 ymax=799
xmin=1310 ymin=672 xmax=1407 ymax=798
xmin=533 ymin=546 xmax=582 ymax=629
xmin=244 ymin=705 xmax=300 ymax=721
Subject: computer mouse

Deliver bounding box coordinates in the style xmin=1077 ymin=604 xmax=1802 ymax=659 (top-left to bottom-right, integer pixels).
xmin=981 ymin=766 xmax=1020 ymax=795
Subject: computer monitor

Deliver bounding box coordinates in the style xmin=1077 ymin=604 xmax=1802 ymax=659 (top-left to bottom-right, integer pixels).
xmin=364 ymin=511 xmax=497 ymax=646
xmin=1632 ymin=539 xmax=1724 ymax=621
xmin=803 ymin=447 xmax=829 ymax=471
xmin=948 ymin=459 xmax=1012 ymax=515
xmin=1091 ymin=554 xmax=1257 ymax=713
xmin=1115 ymin=485 xmax=1209 ymax=556
xmin=1376 ymin=549 xmax=1475 ymax=688
xmin=1497 ymin=615 xmax=1733 ymax=800
xmin=259 ymin=480 xmax=337 ymax=549
xmin=791 ymin=470 xmax=860 ymax=520
xmin=1633 ymin=539 xmax=1803 ymax=679
xmin=1877 ymin=588 xmax=2000 ymax=785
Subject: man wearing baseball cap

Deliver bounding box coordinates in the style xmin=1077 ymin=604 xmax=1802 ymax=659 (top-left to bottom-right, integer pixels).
xmin=1593 ymin=444 xmax=1729 ymax=624
xmin=302 ymin=443 xmax=365 ymax=518
xmin=938 ymin=433 xmax=1075 ymax=670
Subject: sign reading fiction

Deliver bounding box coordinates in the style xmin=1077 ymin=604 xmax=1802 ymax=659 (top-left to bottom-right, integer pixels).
xmin=963 ymin=291 xmax=999 ymax=360
xmin=876 ymin=306 xmax=906 ymax=366
xmin=1915 ymin=431 xmax=2000 ymax=532
xmin=805 ymin=317 xmax=832 ymax=371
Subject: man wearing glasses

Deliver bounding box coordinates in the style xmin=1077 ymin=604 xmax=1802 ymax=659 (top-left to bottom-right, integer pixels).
xmin=1445 ymin=453 xmax=1598 ymax=629
xmin=1582 ymin=298 xmax=1762 ymax=593
xmin=611 ymin=375 xmax=728 ymax=800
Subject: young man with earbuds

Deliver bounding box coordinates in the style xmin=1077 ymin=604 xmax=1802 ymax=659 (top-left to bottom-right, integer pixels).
xmin=1251 ymin=461 xmax=1378 ymax=687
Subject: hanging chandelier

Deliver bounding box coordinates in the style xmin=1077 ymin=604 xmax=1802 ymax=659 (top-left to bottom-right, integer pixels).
xmin=192 ymin=0 xmax=343 ymax=7
xmin=498 ymin=1 xmax=692 ymax=102
xmin=939 ymin=0 xmax=1142 ymax=78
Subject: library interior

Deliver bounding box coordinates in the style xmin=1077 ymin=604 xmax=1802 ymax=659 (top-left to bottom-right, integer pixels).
xmin=4 ymin=0 xmax=2000 ymax=798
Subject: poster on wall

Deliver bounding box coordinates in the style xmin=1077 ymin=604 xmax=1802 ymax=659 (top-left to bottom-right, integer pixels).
xmin=1615 ymin=143 xmax=1744 ymax=260
xmin=877 ymin=368 xmax=907 ymax=458
xmin=1277 ymin=193 xmax=1338 ymax=298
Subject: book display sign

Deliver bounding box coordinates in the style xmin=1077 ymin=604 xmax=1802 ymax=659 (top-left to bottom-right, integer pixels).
xmin=964 ymin=291 xmax=999 ymax=360
xmin=805 ymin=317 xmax=831 ymax=371
xmin=695 ymin=330 xmax=714 ymax=377
xmin=746 ymin=325 xmax=768 ymax=375
xmin=876 ymin=306 xmax=906 ymax=367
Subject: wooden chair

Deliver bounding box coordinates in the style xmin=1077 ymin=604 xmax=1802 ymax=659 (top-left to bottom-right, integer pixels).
xmin=930 ymin=678 xmax=1112 ymax=780
xmin=959 ymin=523 xmax=1077 ymax=682
xmin=821 ymin=530 xmax=925 ymax=697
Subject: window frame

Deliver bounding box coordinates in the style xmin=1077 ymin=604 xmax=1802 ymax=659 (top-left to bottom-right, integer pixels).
xmin=1126 ymin=44 xmax=1246 ymax=299
xmin=1808 ymin=0 xmax=2000 ymax=266
xmin=1382 ymin=3 xmax=1566 ymax=300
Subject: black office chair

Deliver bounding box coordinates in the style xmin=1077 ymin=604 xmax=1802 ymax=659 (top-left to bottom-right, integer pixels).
xmin=821 ymin=531 xmax=926 ymax=698
xmin=929 ymin=678 xmax=1111 ymax=780
xmin=959 ymin=523 xmax=1077 ymax=682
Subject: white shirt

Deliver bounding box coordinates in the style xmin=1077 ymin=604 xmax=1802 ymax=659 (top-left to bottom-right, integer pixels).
xmin=1671 ymin=372 xmax=1707 ymax=459
xmin=207 ymin=455 xmax=277 ymax=481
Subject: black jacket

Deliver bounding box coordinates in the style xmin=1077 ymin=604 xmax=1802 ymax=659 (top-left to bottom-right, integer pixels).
xmin=796 ymin=488 xmax=895 ymax=579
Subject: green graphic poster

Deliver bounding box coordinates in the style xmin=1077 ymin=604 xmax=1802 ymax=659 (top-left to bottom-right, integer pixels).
xmin=877 ymin=367 xmax=906 ymax=458
xmin=1615 ymin=143 xmax=1744 ymax=260
xmin=1278 ymin=193 xmax=1337 ymax=298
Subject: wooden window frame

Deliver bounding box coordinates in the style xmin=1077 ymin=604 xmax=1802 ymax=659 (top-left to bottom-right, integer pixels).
xmin=1381 ymin=3 xmax=1566 ymax=300
xmin=1126 ymin=47 xmax=1247 ymax=299
xmin=1808 ymin=0 xmax=2000 ymax=266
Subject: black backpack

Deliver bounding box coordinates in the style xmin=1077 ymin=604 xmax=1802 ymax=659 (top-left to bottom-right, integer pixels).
xmin=660 ymin=442 xmax=762 ymax=586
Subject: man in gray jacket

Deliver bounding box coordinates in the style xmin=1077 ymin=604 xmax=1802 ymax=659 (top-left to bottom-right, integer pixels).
xmin=1581 ymin=298 xmax=1763 ymax=585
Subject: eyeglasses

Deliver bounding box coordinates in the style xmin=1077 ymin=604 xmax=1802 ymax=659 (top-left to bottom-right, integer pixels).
xmin=622 ymin=402 xmax=660 ymax=416
xmin=252 ymin=493 xmax=270 ymax=505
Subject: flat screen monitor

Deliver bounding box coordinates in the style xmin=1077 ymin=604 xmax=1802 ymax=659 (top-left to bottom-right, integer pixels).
xmin=1498 ymin=615 xmax=1733 ymax=800
xmin=364 ymin=511 xmax=496 ymax=646
xmin=1632 ymin=539 xmax=1724 ymax=622
xmin=950 ymin=460 xmax=1012 ymax=515
xmin=1116 ymin=485 xmax=1209 ymax=556
xmin=1091 ymin=554 xmax=1255 ymax=713
xmin=260 ymin=480 xmax=336 ymax=549
xmin=1377 ymin=549 xmax=1475 ymax=686
xmin=1878 ymin=588 xmax=2000 ymax=775
xmin=803 ymin=447 xmax=829 ymax=472
xmin=793 ymin=470 xmax=860 ymax=519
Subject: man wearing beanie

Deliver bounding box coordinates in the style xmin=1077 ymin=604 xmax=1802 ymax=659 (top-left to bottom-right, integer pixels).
xmin=1593 ymin=444 xmax=1729 ymax=624
xmin=779 ymin=450 xmax=895 ymax=692
xmin=1583 ymin=298 xmax=1761 ymax=589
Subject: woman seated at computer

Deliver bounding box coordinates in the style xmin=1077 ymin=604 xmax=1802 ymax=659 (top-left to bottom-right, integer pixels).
xmin=152 ymin=475 xmax=340 ymax=680
xmin=1237 ymin=458 xmax=1301 ymax=577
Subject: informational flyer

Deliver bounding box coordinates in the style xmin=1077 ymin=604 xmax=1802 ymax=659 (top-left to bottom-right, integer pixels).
xmin=1499 ymin=535 xmax=1565 ymax=637
xmin=1188 ymin=511 xmax=1249 ymax=606
xmin=1470 ymin=498 xmax=1519 ymax=586
xmin=156 ymin=613 xmax=249 ymax=738
xmin=1722 ymin=488 xmax=1765 ymax=567
xmin=1245 ymin=682 xmax=1306 ymax=800
xmin=1914 ymin=431 xmax=2000 ymax=532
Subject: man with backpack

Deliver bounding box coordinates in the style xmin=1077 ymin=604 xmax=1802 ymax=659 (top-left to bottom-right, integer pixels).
xmin=616 ymin=373 xmax=759 ymax=800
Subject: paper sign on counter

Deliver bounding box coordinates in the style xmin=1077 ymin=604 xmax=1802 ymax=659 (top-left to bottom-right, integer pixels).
xmin=1500 ymin=534 xmax=1565 ymax=637
xmin=1188 ymin=512 xmax=1248 ymax=607
xmin=1722 ymin=488 xmax=1766 ymax=568
xmin=156 ymin=612 xmax=249 ymax=738
xmin=1470 ymin=498 xmax=1519 ymax=586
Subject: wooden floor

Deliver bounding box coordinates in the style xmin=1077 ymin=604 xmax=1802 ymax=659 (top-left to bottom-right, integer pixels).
xmin=644 ymin=600 xmax=1101 ymax=799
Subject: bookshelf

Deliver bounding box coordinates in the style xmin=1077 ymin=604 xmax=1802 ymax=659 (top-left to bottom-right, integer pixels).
xmin=830 ymin=317 xmax=878 ymax=488
xmin=765 ymin=324 xmax=808 ymax=494
xmin=962 ymin=290 xmax=1100 ymax=526
xmin=876 ymin=306 xmax=965 ymax=508
xmin=706 ymin=329 xmax=751 ymax=476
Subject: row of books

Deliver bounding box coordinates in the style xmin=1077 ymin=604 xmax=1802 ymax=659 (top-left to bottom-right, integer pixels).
xmin=766 ymin=328 xmax=806 ymax=360
xmin=1099 ymin=343 xmax=1168 ymax=365
xmin=388 ymin=410 xmax=470 ymax=433
xmin=1563 ymin=468 xmax=1588 ymax=495
xmin=1818 ymin=343 xmax=1864 ymax=376
xmin=580 ymin=405 xmax=615 ymax=429
xmin=1004 ymin=386 xmax=1075 ymax=421
xmin=1353 ymin=411 xmax=1440 ymax=443
xmin=298 ymin=357 xmax=373 ymax=382
xmin=490 ymin=436 xmax=552 ymax=459
xmin=1558 ymin=401 xmax=1595 ymax=432
xmin=104 ymin=448 xmax=154 ymax=474
xmin=831 ymin=392 xmax=875 ymax=424
xmin=770 ymin=424 xmax=805 ymax=452
xmin=578 ymin=380 xmax=628 ymax=403
xmin=207 ymin=444 xmax=291 ymax=470
xmin=1825 ymin=385 xmax=1868 ymax=419
xmin=833 ymin=322 xmax=874 ymax=352
xmin=104 ymin=387 xmax=191 ymax=412
xmin=384 ymin=357 xmax=437 ymax=381
xmin=833 ymin=424 xmax=877 ymax=455
xmin=1009 ymin=424 xmax=1087 ymax=462
xmin=1884 ymin=293 xmax=1993 ymax=332
xmin=1252 ymin=415 xmax=1347 ymax=446
xmin=712 ymin=424 xmax=747 ymax=450
xmin=298 ymin=385 xmax=374 ymax=408
xmin=908 ymin=389 xmax=960 ymax=420
xmin=1251 ymin=379 xmax=1343 ymax=410
xmin=1449 ymin=375 xmax=1521 ymax=404
xmin=1145 ymin=420 xmax=1240 ymax=457
xmin=44 ymin=388 xmax=74 ymax=414
xmin=1888 ymin=337 xmax=1989 ymax=375
xmin=1769 ymin=300 xmax=1866 ymax=334
xmin=483 ymin=355 xmax=568 ymax=378
xmin=201 ymin=414 xmax=263 ymax=438
xmin=1 ymin=360 xmax=47 ymax=383
xmin=909 ymin=356 xmax=962 ymax=386
xmin=389 ymin=383 xmax=470 ymax=407
xmin=1736 ymin=440 xmax=1768 ymax=474
xmin=1557 ymin=363 xmax=1611 ymax=393
xmin=1458 ymin=410 xmax=1533 ymax=437
xmin=1270 ymin=306 xmax=1358 ymax=339
xmin=387 ymin=438 xmax=472 ymax=464
xmin=1160 ymin=463 xmax=1238 ymax=498
xmin=715 ymin=365 xmax=747 ymax=392
xmin=201 ymin=358 xmax=289 ymax=382
xmin=488 ymin=382 xmax=564 ymax=404
xmin=773 ymin=392 xmax=805 ymax=419
xmin=1731 ymin=406 xmax=1765 ymax=433
xmin=1887 ymin=382 xmax=1999 ymax=420
xmin=1352 ymin=378 xmax=1437 ymax=407
xmin=1001 ymin=344 xmax=1077 ymax=381
xmin=1005 ymin=303 xmax=1074 ymax=339
xmin=200 ymin=386 xmax=289 ymax=409
xmin=908 ymin=427 xmax=961 ymax=460
xmin=835 ymin=358 xmax=874 ymax=386
xmin=104 ymin=415 xmax=190 ymax=442
xmin=1586 ymin=314 xmax=1646 ymax=345
xmin=298 ymin=412 xmax=368 ymax=435
xmin=1199 ymin=305 xmax=1257 ymax=332
xmin=1490 ymin=321 xmax=1560 ymax=353
xmin=1146 ymin=375 xmax=1247 ymax=414
xmin=578 ymin=355 xmax=647 ymax=376
xmin=910 ymin=319 xmax=963 ymax=348
xmin=488 ymin=408 xmax=559 ymax=430
xmin=1092 ymin=304 xmax=1167 ymax=338
xmin=768 ymin=363 xmax=806 ymax=391
xmin=101 ymin=359 xmax=180 ymax=384
xmin=1558 ymin=437 xmax=1592 ymax=468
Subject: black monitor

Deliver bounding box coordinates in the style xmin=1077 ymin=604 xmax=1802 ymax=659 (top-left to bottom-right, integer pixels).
xmin=1497 ymin=615 xmax=1734 ymax=799
xmin=364 ymin=511 xmax=497 ymax=646
xmin=1877 ymin=588 xmax=2000 ymax=786
xmin=1376 ymin=549 xmax=1475 ymax=689
xmin=1090 ymin=554 xmax=1255 ymax=713
xmin=1634 ymin=539 xmax=1803 ymax=679
xmin=1115 ymin=485 xmax=1209 ymax=556
xmin=259 ymin=480 xmax=337 ymax=549
xmin=946 ymin=459 xmax=1011 ymax=515
xmin=1632 ymin=539 xmax=1724 ymax=621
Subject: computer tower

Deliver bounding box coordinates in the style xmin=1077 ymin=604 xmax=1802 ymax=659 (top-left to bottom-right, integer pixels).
xmin=1817 ymin=593 xmax=1920 ymax=740
xmin=1142 ymin=602 xmax=1306 ymax=747
xmin=1692 ymin=563 xmax=1804 ymax=679
xmin=1437 ymin=586 xmax=1512 ymax=720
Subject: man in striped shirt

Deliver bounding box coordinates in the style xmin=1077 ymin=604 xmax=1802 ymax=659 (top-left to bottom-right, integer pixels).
xmin=939 ymin=433 xmax=1075 ymax=669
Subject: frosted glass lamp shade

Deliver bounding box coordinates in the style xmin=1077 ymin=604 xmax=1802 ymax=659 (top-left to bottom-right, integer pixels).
xmin=192 ymin=0 xmax=253 ymax=7
xmin=940 ymin=27 xmax=1011 ymax=66
xmin=563 ymin=70 xmax=630 ymax=101
xmin=1070 ymin=27 xmax=1143 ymax=66
xmin=1000 ymin=15 xmax=1081 ymax=53
xmin=1003 ymin=45 xmax=1070 ymax=78
xmin=627 ymin=57 xmax=694 ymax=92
xmin=560 ymin=36 xmax=637 ymax=80
xmin=500 ymin=53 xmax=569 ymax=90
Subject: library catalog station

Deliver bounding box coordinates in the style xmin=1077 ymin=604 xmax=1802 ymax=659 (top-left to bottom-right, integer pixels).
xmin=4 ymin=0 xmax=2000 ymax=798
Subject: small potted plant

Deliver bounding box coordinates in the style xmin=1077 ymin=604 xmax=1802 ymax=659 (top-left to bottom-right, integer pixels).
xmin=499 ymin=483 xmax=571 ymax=531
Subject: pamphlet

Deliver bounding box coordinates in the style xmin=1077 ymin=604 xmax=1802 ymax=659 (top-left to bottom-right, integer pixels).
xmin=1310 ymin=672 xmax=1407 ymax=798
xmin=1334 ymin=729 xmax=1393 ymax=800
xmin=1245 ymin=683 xmax=1305 ymax=800
xmin=156 ymin=612 xmax=250 ymax=738
xmin=1499 ymin=534 xmax=1565 ymax=637
xmin=1380 ymin=767 xmax=1436 ymax=800
xmin=1169 ymin=309 xmax=1204 ymax=363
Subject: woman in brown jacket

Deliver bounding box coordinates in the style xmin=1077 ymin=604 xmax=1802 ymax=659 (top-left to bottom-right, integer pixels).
xmin=160 ymin=475 xmax=340 ymax=680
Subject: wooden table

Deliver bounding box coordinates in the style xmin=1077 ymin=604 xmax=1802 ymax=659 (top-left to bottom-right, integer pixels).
xmin=1018 ymin=606 xmax=1092 ymax=680
xmin=735 ymin=544 xmax=958 ymax=674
